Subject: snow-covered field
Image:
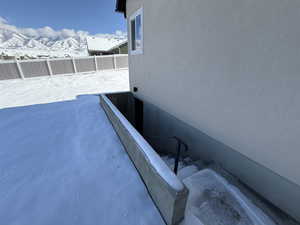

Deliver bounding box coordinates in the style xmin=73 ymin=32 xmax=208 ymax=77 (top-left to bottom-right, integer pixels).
xmin=0 ymin=95 xmax=164 ymax=225
xmin=0 ymin=69 xmax=129 ymax=109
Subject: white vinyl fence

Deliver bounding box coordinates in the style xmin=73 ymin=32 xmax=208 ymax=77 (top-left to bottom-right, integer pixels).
xmin=0 ymin=54 xmax=128 ymax=81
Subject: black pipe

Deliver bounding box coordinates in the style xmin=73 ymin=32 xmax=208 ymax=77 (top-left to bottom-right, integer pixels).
xmin=172 ymin=137 xmax=188 ymax=174
xmin=145 ymin=135 xmax=188 ymax=174
xmin=174 ymin=141 xmax=181 ymax=174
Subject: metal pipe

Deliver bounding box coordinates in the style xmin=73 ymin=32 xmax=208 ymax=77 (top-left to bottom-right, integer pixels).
xmin=145 ymin=135 xmax=189 ymax=174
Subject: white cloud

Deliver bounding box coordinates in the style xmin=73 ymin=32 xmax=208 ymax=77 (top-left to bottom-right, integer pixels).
xmin=0 ymin=17 xmax=127 ymax=41
xmin=115 ymin=30 xmax=123 ymax=36
xmin=61 ymin=29 xmax=76 ymax=38
xmin=20 ymin=28 xmax=39 ymax=37
xmin=115 ymin=30 xmax=127 ymax=37
xmin=0 ymin=17 xmax=18 ymax=33
xmin=37 ymin=26 xmax=58 ymax=39
xmin=0 ymin=17 xmax=8 ymax=24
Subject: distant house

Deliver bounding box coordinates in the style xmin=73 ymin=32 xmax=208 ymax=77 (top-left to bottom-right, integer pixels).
xmin=109 ymin=40 xmax=128 ymax=54
xmin=116 ymin=0 xmax=300 ymax=223
xmin=86 ymin=36 xmax=128 ymax=56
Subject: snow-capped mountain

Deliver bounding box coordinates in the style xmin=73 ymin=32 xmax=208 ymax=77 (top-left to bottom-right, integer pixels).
xmin=0 ymin=17 xmax=127 ymax=59
xmin=0 ymin=26 xmax=126 ymax=59
xmin=0 ymin=28 xmax=86 ymax=51
xmin=26 ymin=39 xmax=48 ymax=49
xmin=50 ymin=37 xmax=81 ymax=51
xmin=0 ymin=33 xmax=28 ymax=48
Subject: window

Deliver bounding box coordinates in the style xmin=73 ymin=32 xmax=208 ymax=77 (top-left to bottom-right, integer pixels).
xmin=130 ymin=8 xmax=143 ymax=55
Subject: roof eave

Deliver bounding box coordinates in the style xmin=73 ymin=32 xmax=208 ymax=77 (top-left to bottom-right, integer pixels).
xmin=115 ymin=0 xmax=127 ymax=18
xmin=107 ymin=40 xmax=128 ymax=51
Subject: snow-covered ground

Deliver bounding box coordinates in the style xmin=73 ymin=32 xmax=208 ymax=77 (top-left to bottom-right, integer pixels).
xmin=0 ymin=95 xmax=164 ymax=225
xmin=161 ymin=155 xmax=278 ymax=225
xmin=0 ymin=69 xmax=129 ymax=109
xmin=1 ymin=48 xmax=88 ymax=58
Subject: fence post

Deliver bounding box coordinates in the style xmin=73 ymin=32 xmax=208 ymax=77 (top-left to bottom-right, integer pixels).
xmin=113 ymin=54 xmax=117 ymax=70
xmin=15 ymin=60 xmax=24 ymax=79
xmin=94 ymin=56 xmax=98 ymax=71
xmin=46 ymin=59 xmax=53 ymax=76
xmin=72 ymin=57 xmax=77 ymax=74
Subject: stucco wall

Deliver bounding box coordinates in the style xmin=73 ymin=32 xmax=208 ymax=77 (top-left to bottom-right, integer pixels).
xmin=126 ymin=0 xmax=300 ymax=221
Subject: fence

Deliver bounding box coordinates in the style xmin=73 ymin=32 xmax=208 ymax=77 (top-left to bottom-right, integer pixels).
xmin=0 ymin=54 xmax=128 ymax=81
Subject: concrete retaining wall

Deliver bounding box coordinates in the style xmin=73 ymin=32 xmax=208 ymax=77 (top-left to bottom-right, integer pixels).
xmin=100 ymin=93 xmax=188 ymax=225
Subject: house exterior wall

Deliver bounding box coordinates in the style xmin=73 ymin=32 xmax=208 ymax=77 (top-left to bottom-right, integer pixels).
xmin=111 ymin=43 xmax=128 ymax=54
xmin=126 ymin=0 xmax=300 ymax=221
xmin=88 ymin=44 xmax=128 ymax=55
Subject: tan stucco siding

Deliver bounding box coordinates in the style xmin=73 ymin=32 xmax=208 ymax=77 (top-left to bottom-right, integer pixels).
xmin=127 ymin=0 xmax=300 ymax=187
xmin=126 ymin=1 xmax=300 ymax=220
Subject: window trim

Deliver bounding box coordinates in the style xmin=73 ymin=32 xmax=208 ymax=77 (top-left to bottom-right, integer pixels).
xmin=129 ymin=8 xmax=143 ymax=55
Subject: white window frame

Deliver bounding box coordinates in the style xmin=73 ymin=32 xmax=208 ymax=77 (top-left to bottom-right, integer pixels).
xmin=129 ymin=8 xmax=143 ymax=55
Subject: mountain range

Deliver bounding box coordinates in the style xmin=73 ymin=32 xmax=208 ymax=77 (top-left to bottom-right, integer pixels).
xmin=0 ymin=27 xmax=126 ymax=57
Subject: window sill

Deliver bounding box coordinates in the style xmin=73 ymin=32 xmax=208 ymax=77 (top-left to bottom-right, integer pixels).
xmin=130 ymin=49 xmax=143 ymax=55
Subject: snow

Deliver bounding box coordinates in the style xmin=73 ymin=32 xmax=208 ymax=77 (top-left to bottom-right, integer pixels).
xmin=177 ymin=165 xmax=199 ymax=181
xmin=161 ymin=155 xmax=187 ymax=171
xmin=1 ymin=48 xmax=88 ymax=58
xmin=0 ymin=26 xmax=125 ymax=58
xmin=0 ymin=29 xmax=88 ymax=58
xmin=0 ymin=69 xmax=129 ymax=109
xmin=182 ymin=169 xmax=276 ymax=225
xmin=86 ymin=36 xmax=126 ymax=51
xmin=159 ymin=154 xmax=276 ymax=225
xmin=0 ymin=95 xmax=165 ymax=225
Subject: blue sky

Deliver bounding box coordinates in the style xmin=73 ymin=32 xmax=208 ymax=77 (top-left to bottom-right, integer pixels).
xmin=0 ymin=0 xmax=126 ymax=35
